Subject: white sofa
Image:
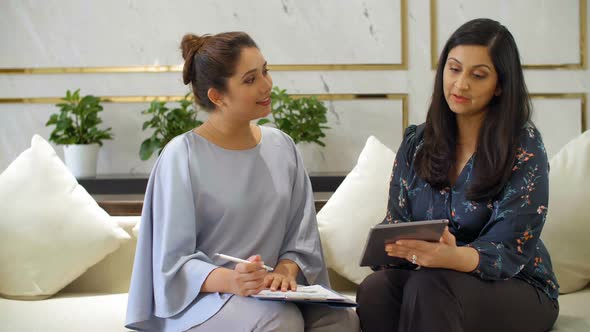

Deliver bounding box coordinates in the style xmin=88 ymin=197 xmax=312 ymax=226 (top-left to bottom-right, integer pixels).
xmin=0 ymin=216 xmax=588 ymax=331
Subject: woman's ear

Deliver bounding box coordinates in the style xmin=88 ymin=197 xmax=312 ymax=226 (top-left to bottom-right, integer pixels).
xmin=494 ymin=85 xmax=502 ymax=96
xmin=207 ymin=88 xmax=225 ymax=108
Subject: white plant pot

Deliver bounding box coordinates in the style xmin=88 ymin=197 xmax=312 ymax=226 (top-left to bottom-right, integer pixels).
xmin=63 ymin=144 xmax=100 ymax=178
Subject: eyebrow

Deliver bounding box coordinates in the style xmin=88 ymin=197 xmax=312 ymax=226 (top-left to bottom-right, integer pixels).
xmin=241 ymin=61 xmax=267 ymax=79
xmin=448 ymin=57 xmax=492 ymax=71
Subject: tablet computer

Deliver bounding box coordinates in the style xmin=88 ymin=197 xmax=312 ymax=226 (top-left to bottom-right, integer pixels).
xmin=359 ymin=219 xmax=449 ymax=267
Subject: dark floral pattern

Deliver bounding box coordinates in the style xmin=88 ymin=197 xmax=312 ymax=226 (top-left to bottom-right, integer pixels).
xmin=381 ymin=124 xmax=559 ymax=301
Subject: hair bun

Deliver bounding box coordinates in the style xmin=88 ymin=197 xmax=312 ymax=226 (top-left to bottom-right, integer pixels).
xmin=181 ymin=34 xmax=206 ymax=60
xmin=181 ymin=34 xmax=209 ymax=85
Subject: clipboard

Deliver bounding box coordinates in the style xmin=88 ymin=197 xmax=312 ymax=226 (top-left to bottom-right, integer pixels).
xmin=359 ymin=219 xmax=449 ymax=267
xmin=251 ymin=285 xmax=357 ymax=308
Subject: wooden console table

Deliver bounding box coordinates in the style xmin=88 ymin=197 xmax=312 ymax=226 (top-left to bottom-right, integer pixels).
xmin=94 ymin=192 xmax=334 ymax=216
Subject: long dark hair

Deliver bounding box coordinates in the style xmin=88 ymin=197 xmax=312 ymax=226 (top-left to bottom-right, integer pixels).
xmin=181 ymin=32 xmax=258 ymax=110
xmin=414 ymin=18 xmax=532 ymax=201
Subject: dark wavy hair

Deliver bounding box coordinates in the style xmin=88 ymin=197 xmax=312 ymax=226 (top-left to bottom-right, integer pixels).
xmin=414 ymin=18 xmax=532 ymax=202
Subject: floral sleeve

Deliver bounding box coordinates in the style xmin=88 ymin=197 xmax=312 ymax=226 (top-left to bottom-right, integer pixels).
xmin=467 ymin=127 xmax=549 ymax=280
xmin=382 ymin=125 xmax=418 ymax=224
xmin=374 ymin=125 xmax=421 ymax=271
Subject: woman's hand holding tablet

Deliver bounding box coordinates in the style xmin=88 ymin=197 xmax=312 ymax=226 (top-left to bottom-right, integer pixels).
xmin=359 ymin=219 xmax=449 ymax=267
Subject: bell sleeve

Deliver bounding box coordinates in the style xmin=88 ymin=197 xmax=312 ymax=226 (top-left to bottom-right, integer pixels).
xmin=126 ymin=137 xmax=218 ymax=328
xmin=278 ymin=138 xmax=330 ymax=287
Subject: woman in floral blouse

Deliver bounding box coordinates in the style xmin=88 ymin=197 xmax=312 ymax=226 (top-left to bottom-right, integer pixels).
xmin=356 ymin=18 xmax=559 ymax=332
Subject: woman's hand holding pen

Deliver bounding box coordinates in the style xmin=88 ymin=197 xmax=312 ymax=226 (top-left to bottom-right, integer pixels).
xmin=223 ymin=256 xmax=299 ymax=295
xmin=229 ymin=255 xmax=267 ymax=296
xmin=384 ymin=226 xmax=479 ymax=272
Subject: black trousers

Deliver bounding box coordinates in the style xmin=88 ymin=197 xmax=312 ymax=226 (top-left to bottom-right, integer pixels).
xmin=356 ymin=268 xmax=558 ymax=332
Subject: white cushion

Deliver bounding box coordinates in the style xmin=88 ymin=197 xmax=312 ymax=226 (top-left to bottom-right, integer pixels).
xmin=317 ymin=136 xmax=395 ymax=284
xmin=132 ymin=219 xmax=140 ymax=237
xmin=542 ymin=130 xmax=590 ymax=294
xmin=0 ymin=135 xmax=130 ymax=299
xmin=63 ymin=216 xmax=140 ymax=294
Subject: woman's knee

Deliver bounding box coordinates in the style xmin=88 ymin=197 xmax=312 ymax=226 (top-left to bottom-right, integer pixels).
xmin=403 ymin=268 xmax=460 ymax=299
xmin=300 ymin=305 xmax=360 ymax=332
xmin=357 ymin=271 xmax=390 ymax=303
xmin=254 ymin=302 xmax=304 ymax=331
xmin=357 ymin=268 xmax=412 ymax=305
xmin=334 ymin=308 xmax=360 ymax=332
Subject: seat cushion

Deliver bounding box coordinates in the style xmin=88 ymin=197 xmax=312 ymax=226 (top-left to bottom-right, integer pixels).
xmin=0 ymin=286 xmax=587 ymax=331
xmin=0 ymin=293 xmax=129 ymax=331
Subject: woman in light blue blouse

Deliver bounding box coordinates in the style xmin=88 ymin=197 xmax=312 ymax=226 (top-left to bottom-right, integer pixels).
xmin=125 ymin=32 xmax=359 ymax=332
xmin=356 ymin=19 xmax=559 ymax=332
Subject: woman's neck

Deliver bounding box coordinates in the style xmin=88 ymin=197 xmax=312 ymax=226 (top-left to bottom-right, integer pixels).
xmin=196 ymin=112 xmax=260 ymax=150
xmin=455 ymin=112 xmax=485 ymax=150
xmin=448 ymin=112 xmax=485 ymax=185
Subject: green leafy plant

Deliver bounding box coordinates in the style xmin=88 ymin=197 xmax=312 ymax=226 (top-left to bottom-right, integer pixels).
xmin=139 ymin=93 xmax=203 ymax=160
xmin=45 ymin=89 xmax=113 ymax=146
xmin=258 ymin=86 xmax=329 ymax=146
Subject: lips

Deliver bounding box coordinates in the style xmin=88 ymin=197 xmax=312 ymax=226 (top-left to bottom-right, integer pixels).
xmin=256 ymin=97 xmax=271 ymax=106
xmin=451 ymin=94 xmax=469 ymax=103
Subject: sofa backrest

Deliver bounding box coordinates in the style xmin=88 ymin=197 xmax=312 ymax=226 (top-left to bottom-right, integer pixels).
xmin=60 ymin=215 xmax=358 ymax=295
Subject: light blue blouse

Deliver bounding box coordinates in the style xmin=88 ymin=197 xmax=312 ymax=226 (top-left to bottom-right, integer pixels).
xmin=126 ymin=127 xmax=329 ymax=331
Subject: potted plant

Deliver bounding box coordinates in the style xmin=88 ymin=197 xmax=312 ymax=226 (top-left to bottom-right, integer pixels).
xmin=258 ymin=86 xmax=329 ymax=146
xmin=139 ymin=93 xmax=202 ymax=160
xmin=45 ymin=89 xmax=113 ymax=178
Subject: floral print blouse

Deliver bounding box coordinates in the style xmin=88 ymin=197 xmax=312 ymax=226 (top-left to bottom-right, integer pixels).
xmin=383 ymin=123 xmax=559 ymax=301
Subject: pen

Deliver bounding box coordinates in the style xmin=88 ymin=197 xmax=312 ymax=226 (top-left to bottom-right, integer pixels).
xmin=214 ymin=253 xmax=274 ymax=272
